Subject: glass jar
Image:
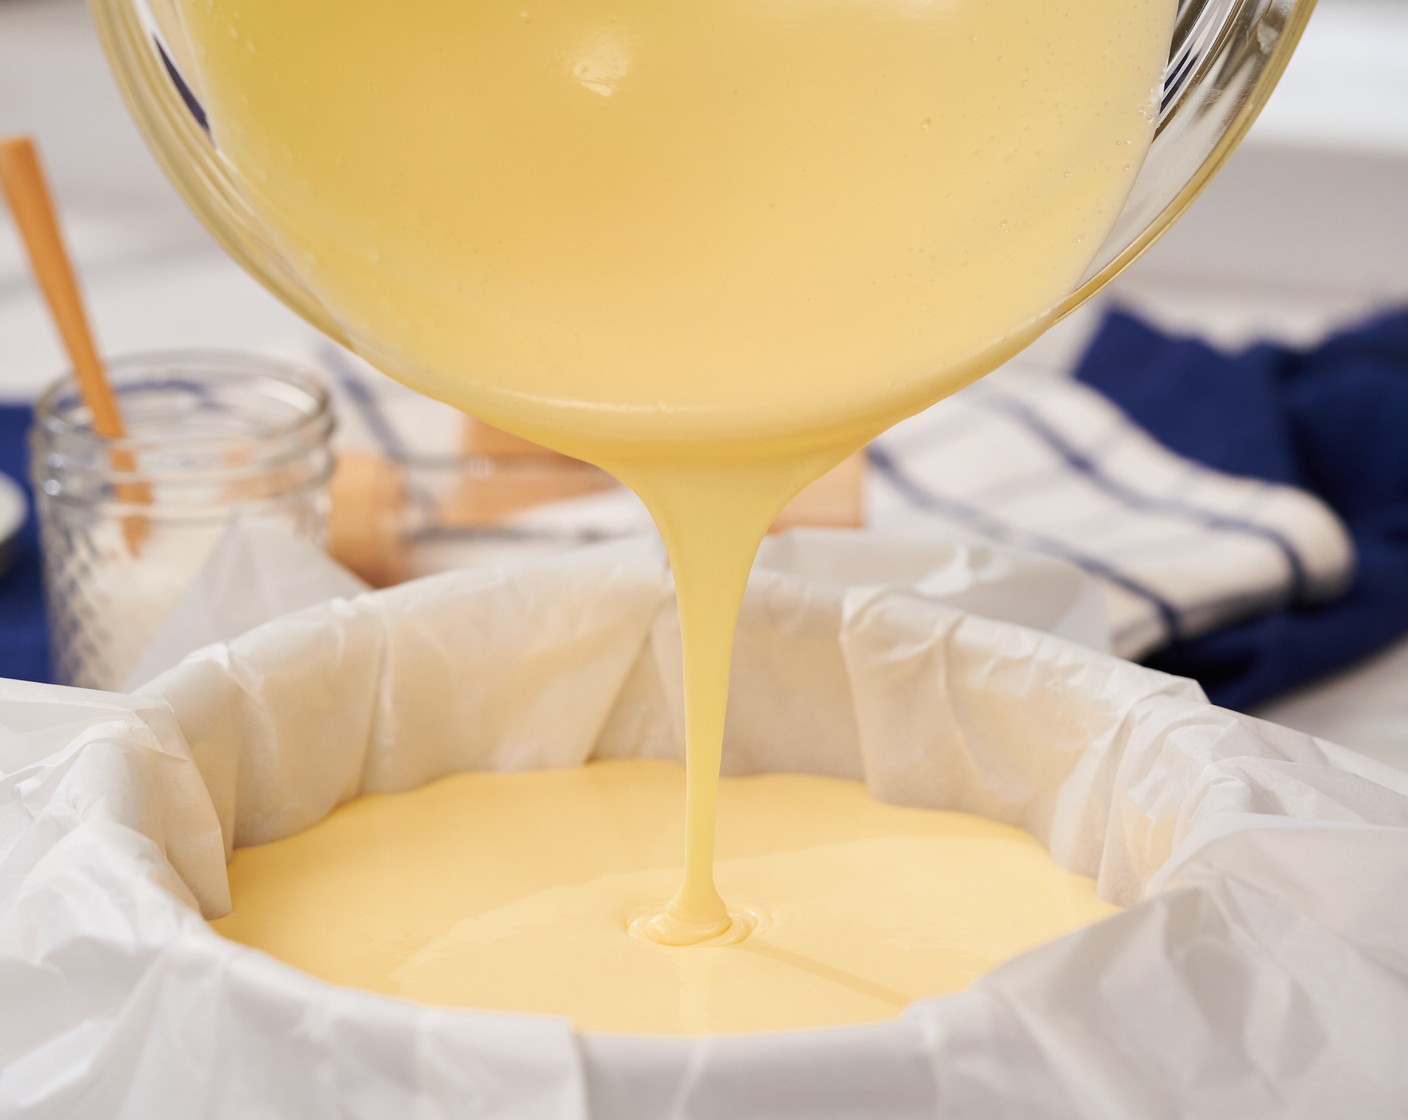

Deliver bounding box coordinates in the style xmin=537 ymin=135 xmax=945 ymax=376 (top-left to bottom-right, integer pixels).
xmin=29 ymin=351 xmax=333 ymax=691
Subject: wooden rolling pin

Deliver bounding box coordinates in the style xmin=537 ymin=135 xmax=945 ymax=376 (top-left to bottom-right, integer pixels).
xmin=459 ymin=417 xmax=867 ymax=531
xmin=327 ymin=451 xmax=407 ymax=588
xmin=328 ymin=417 xmax=867 ymax=587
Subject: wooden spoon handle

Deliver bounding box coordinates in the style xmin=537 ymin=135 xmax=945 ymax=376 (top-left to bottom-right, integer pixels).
xmin=0 ymin=136 xmax=125 ymax=439
xmin=2 ymin=135 xmax=148 ymax=553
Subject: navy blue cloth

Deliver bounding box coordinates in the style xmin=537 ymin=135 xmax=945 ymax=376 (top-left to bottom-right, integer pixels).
xmin=1076 ymin=307 xmax=1408 ymax=710
xmin=0 ymin=404 xmax=50 ymax=683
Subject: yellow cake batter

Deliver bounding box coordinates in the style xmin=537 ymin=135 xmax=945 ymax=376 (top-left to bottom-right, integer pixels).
xmin=213 ymin=761 xmax=1116 ymax=1034
xmin=176 ymin=0 xmax=1170 ymax=974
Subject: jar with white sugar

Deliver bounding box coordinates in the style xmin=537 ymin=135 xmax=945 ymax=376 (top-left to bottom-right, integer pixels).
xmin=29 ymin=351 xmax=334 ymax=691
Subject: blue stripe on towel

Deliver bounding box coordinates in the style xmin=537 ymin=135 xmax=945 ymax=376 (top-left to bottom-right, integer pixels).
xmin=320 ymin=346 xmax=409 ymax=461
xmin=867 ymin=443 xmax=1182 ymax=643
xmin=981 ymin=393 xmax=1313 ymax=601
xmin=1075 ymin=306 xmax=1408 ymax=710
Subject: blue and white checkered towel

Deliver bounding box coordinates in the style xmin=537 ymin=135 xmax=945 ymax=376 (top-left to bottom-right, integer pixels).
xmin=868 ymin=378 xmax=1355 ymax=659
xmin=321 ymin=345 xmax=1356 ymax=663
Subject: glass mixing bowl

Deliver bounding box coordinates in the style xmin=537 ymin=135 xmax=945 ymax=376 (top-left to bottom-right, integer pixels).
xmin=91 ymin=0 xmax=1314 ymax=389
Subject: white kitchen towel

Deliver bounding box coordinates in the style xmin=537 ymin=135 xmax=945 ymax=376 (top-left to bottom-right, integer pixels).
xmin=316 ymin=347 xmax=1356 ymax=662
xmin=868 ymin=378 xmax=1356 ymax=658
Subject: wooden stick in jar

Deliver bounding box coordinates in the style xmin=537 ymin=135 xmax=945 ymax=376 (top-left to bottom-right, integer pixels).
xmin=0 ymin=135 xmax=147 ymax=552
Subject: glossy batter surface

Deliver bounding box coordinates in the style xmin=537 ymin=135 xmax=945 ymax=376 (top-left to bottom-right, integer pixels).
xmin=176 ymin=0 xmax=1172 ymax=448
xmin=213 ymin=761 xmax=1118 ymax=1034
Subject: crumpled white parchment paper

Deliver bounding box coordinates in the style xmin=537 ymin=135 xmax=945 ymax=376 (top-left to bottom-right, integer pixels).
xmin=2 ymin=534 xmax=1406 ymax=1119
